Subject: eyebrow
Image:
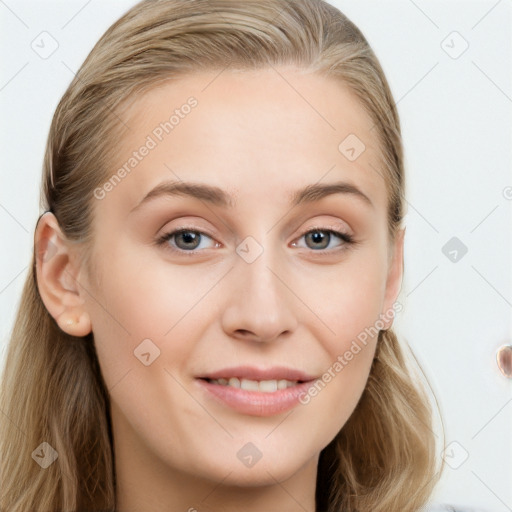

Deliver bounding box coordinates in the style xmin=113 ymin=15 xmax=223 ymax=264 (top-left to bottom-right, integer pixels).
xmin=130 ymin=179 xmax=373 ymax=213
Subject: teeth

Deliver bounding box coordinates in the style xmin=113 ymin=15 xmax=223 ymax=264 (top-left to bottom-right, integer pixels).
xmin=240 ymin=378 xmax=260 ymax=391
xmin=277 ymin=379 xmax=288 ymax=390
xmin=228 ymin=377 xmax=240 ymax=388
xmin=209 ymin=378 xmax=299 ymax=392
xmin=259 ymin=380 xmax=277 ymax=392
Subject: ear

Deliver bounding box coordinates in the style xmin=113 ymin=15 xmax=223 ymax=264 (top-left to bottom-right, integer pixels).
xmin=34 ymin=212 xmax=92 ymax=337
xmin=380 ymin=227 xmax=405 ymax=330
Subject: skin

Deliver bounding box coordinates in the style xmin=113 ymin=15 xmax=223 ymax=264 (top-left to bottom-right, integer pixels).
xmin=35 ymin=67 xmax=404 ymax=512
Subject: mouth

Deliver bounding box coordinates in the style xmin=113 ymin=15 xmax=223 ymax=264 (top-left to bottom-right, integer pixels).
xmin=201 ymin=377 xmax=306 ymax=392
xmin=197 ymin=365 xmax=317 ymax=383
xmin=195 ymin=366 xmax=318 ymax=416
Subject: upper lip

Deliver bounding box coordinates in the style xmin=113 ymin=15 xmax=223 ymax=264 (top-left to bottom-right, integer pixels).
xmin=198 ymin=365 xmax=318 ymax=382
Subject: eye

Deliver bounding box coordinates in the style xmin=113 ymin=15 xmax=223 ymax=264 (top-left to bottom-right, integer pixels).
xmin=292 ymin=228 xmax=355 ymax=252
xmin=156 ymin=228 xmax=219 ymax=254
xmin=155 ymin=226 xmax=355 ymax=256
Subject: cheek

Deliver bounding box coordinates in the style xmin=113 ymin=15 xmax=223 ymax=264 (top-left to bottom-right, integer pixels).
xmin=84 ymin=238 xmax=229 ymax=391
xmin=294 ymin=246 xmax=387 ymax=423
xmin=84 ymin=250 xmax=186 ymax=385
xmin=301 ymin=245 xmax=388 ymax=355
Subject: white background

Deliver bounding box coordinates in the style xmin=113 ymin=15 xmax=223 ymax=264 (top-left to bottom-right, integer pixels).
xmin=0 ymin=1 xmax=511 ymax=510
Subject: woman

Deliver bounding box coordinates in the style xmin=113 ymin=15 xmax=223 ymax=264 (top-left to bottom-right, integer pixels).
xmin=0 ymin=1 xmax=447 ymax=510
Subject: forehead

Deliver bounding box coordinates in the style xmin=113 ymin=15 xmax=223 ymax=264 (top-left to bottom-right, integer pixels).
xmin=102 ymin=67 xmax=388 ymax=214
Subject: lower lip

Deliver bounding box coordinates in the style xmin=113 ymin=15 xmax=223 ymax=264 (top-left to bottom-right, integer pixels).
xmin=196 ymin=379 xmax=316 ymax=417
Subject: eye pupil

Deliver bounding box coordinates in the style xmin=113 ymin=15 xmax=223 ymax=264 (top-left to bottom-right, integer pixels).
xmin=306 ymin=230 xmax=329 ymax=250
xmin=176 ymin=231 xmax=200 ymax=249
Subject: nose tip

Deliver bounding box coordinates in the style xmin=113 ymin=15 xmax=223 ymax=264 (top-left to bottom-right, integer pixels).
xmin=220 ymin=251 xmax=298 ymax=343
xmin=232 ymin=324 xmax=292 ymax=344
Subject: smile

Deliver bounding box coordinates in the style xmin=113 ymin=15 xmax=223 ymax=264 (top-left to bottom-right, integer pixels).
xmin=197 ymin=376 xmax=317 ymax=416
xmin=205 ymin=377 xmax=300 ymax=392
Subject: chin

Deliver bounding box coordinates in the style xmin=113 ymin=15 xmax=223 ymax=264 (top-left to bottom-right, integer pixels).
xmin=186 ymin=454 xmax=307 ymax=488
xmin=220 ymin=464 xmax=301 ymax=488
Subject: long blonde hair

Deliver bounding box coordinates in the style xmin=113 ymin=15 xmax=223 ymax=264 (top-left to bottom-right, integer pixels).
xmin=0 ymin=1 xmax=445 ymax=510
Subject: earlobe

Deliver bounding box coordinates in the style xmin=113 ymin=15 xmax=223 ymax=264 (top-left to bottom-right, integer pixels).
xmin=34 ymin=212 xmax=92 ymax=337
xmin=381 ymin=227 xmax=405 ymax=330
xmin=55 ymin=311 xmax=92 ymax=337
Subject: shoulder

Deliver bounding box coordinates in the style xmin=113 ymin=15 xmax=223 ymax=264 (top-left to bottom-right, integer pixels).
xmin=424 ymin=505 xmax=491 ymax=512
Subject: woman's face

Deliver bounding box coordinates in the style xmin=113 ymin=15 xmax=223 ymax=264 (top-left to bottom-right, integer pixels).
xmin=78 ymin=68 xmax=403 ymax=489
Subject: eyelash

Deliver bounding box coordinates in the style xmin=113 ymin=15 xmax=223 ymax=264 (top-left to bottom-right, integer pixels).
xmin=155 ymin=226 xmax=356 ymax=256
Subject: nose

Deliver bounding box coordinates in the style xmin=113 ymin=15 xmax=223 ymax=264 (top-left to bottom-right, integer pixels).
xmin=220 ymin=239 xmax=299 ymax=344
